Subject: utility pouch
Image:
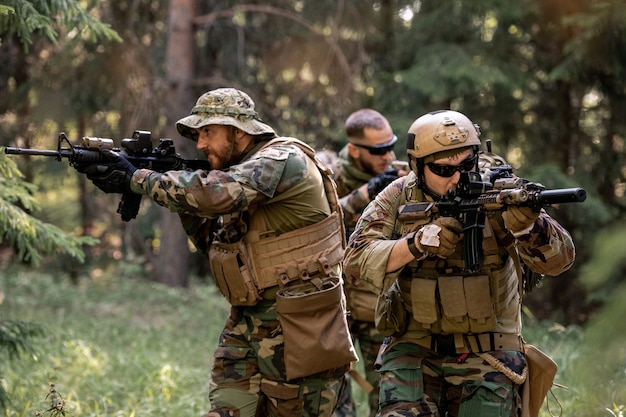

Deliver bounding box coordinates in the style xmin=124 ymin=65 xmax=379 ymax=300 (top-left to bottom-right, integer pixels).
xmin=438 ymin=275 xmax=496 ymax=333
xmin=465 ymin=275 xmax=497 ymax=332
xmin=410 ymin=278 xmax=439 ymax=330
xmin=375 ymin=280 xmax=408 ymax=337
xmin=521 ymin=344 xmax=558 ymax=417
xmin=276 ymin=276 xmax=358 ymax=380
xmin=209 ymin=240 xmax=261 ymax=306
xmin=438 ymin=276 xmax=469 ymax=333
xmin=346 ymin=286 xmax=377 ymax=323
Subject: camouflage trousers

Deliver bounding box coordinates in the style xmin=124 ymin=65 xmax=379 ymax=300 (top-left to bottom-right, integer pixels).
xmin=334 ymin=320 xmax=385 ymax=417
xmin=377 ymin=340 xmax=525 ymax=417
xmin=204 ymin=302 xmax=347 ymax=417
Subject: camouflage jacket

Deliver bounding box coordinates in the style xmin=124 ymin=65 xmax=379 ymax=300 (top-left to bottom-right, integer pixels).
xmin=130 ymin=137 xmax=332 ymax=254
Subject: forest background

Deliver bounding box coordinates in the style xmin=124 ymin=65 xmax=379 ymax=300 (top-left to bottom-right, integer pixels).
xmin=1 ymin=0 xmax=626 ymax=415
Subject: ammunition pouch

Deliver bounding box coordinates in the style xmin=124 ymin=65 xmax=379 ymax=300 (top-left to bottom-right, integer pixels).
xmin=276 ymin=276 xmax=358 ymax=380
xmin=209 ymin=240 xmax=261 ymax=306
xmin=374 ymin=280 xmax=408 ymax=337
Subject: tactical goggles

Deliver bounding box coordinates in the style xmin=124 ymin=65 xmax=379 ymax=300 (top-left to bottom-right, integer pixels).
xmin=426 ymin=154 xmax=478 ymax=177
xmin=353 ymin=135 xmax=397 ymax=156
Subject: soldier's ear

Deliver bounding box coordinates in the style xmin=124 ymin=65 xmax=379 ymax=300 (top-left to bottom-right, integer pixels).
xmin=347 ymin=143 xmax=360 ymax=159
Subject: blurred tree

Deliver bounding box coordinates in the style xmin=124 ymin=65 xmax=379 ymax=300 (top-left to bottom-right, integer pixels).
xmin=155 ymin=0 xmax=198 ymax=287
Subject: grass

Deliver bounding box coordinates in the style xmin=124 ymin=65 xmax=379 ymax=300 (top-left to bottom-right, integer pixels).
xmin=1 ymin=265 xmax=229 ymax=417
xmin=2 ymin=265 xmax=625 ymax=417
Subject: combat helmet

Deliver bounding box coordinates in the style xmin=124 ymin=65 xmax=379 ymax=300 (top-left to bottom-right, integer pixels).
xmin=176 ymin=88 xmax=276 ymax=141
xmin=406 ymin=110 xmax=482 ymax=195
xmin=407 ymin=110 xmax=481 ymax=163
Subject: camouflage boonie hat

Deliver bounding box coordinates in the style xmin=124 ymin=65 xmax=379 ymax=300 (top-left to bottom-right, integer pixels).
xmin=176 ymin=88 xmax=276 ymax=141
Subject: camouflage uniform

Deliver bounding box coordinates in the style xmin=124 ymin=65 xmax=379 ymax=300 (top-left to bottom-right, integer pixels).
xmin=342 ymin=111 xmax=576 ymax=417
xmin=318 ymin=146 xmax=387 ymax=417
xmin=129 ymin=89 xmax=352 ymax=417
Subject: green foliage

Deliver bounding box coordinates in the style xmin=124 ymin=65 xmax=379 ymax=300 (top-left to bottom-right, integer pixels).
xmin=0 ymin=268 xmax=229 ymax=416
xmin=0 ymin=150 xmax=97 ymax=265
xmin=580 ymin=222 xmax=626 ymax=301
xmin=0 ymin=0 xmax=121 ymax=50
xmin=0 ymin=319 xmax=43 ymax=409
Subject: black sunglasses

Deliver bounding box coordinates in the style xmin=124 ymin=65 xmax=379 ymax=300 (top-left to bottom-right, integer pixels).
xmin=353 ymin=135 xmax=397 ymax=156
xmin=427 ymin=154 xmax=478 ymax=178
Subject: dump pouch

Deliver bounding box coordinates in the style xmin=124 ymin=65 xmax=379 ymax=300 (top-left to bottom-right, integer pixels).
xmin=375 ymin=280 xmax=408 ymax=337
xmin=521 ymin=344 xmax=558 ymax=417
xmin=276 ymin=276 xmax=358 ymax=380
xmin=209 ymin=240 xmax=261 ymax=306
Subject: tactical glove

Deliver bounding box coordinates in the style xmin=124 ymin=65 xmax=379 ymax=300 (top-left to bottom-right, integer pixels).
xmin=367 ymin=169 xmax=399 ymax=200
xmin=75 ymin=149 xmax=137 ymax=194
xmin=413 ymin=217 xmax=463 ymax=259
xmin=502 ymin=205 xmax=539 ymax=237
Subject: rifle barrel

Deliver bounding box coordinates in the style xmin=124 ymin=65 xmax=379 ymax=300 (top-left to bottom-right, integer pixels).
xmin=537 ymin=187 xmax=587 ymax=205
xmin=5 ymin=147 xmax=62 ymax=157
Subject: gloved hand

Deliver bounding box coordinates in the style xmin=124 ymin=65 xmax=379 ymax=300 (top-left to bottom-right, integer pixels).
xmin=367 ymin=169 xmax=399 ymax=200
xmin=502 ymin=205 xmax=539 ymax=236
xmin=413 ymin=217 xmax=463 ymax=258
xmin=75 ymin=149 xmax=137 ymax=194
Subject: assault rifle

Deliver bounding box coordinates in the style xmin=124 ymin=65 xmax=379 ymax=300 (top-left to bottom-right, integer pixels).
xmin=398 ymin=165 xmax=586 ymax=273
xmin=5 ymin=130 xmax=211 ymax=221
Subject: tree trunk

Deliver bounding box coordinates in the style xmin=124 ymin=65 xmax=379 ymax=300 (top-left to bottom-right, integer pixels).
xmin=155 ymin=0 xmax=198 ymax=287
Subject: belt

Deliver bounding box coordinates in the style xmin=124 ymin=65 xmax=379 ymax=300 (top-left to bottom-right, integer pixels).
xmin=414 ymin=332 xmax=523 ymax=355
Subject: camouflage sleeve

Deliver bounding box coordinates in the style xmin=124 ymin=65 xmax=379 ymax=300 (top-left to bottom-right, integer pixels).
xmin=339 ymin=185 xmax=370 ymax=232
xmin=129 ymin=143 xmax=304 ymax=217
xmin=131 ymin=168 xmax=255 ymax=217
xmin=515 ymin=210 xmax=575 ymax=276
xmin=342 ymin=178 xmax=406 ymax=295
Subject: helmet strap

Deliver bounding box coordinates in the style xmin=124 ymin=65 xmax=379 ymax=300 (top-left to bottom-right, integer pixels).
xmin=411 ymin=156 xmax=444 ymax=201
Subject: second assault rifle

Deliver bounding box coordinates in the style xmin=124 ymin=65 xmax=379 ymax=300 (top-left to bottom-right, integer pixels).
xmin=5 ymin=130 xmax=211 ymax=221
xmin=398 ymin=165 xmax=586 ymax=273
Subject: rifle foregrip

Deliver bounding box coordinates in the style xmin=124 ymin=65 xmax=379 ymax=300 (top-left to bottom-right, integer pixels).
xmin=117 ymin=193 xmax=142 ymax=222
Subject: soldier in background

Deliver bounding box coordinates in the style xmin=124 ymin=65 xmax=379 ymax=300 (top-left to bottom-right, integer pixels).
xmin=318 ymin=109 xmax=407 ymax=417
xmin=343 ymin=110 xmax=575 ymax=417
xmin=76 ymin=88 xmax=357 ymax=417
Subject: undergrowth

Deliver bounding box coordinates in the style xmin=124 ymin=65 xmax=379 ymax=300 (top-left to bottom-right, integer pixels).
xmin=1 ymin=266 xmax=625 ymax=416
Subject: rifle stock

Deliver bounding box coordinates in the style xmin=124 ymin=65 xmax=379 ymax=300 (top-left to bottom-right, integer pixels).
xmin=5 ymin=130 xmax=211 ymax=221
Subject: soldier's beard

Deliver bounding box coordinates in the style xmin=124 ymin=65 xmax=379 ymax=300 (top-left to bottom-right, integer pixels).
xmin=212 ymin=128 xmax=243 ymax=169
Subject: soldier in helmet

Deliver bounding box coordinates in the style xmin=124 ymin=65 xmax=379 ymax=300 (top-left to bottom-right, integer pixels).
xmin=318 ymin=108 xmax=407 ymax=417
xmin=76 ymin=88 xmax=357 ymax=416
xmin=343 ymin=110 xmax=576 ymax=417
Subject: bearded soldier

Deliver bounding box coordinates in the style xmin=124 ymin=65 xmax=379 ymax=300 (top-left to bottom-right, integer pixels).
xmin=343 ymin=110 xmax=575 ymax=417
xmin=76 ymin=88 xmax=357 ymax=417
